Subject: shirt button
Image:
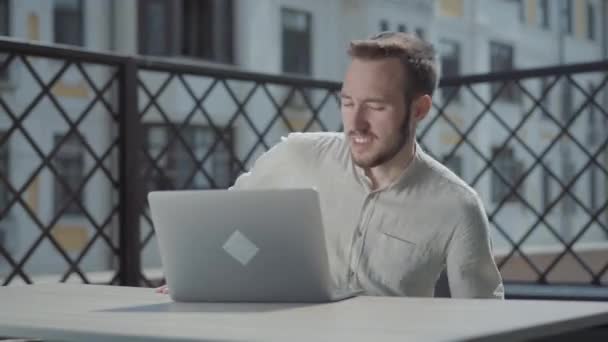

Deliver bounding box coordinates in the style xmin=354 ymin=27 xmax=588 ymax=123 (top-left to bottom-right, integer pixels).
xmin=349 ymin=270 xmax=355 ymax=278
xmin=357 ymin=229 xmax=363 ymax=237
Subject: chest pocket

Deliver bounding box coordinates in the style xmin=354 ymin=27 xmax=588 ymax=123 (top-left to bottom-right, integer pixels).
xmin=366 ymin=216 xmax=433 ymax=288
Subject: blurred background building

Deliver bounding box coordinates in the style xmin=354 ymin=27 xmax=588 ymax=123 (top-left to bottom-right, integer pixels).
xmin=0 ymin=0 xmax=607 ymax=292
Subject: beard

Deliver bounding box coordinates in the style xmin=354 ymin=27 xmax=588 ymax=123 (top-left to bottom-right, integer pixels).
xmin=349 ymin=109 xmax=412 ymax=168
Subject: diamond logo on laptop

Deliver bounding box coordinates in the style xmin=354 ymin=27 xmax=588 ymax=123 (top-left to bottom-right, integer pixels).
xmin=222 ymin=230 xmax=259 ymax=266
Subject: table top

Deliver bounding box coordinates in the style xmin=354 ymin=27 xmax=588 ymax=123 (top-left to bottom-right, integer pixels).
xmin=2 ymin=284 xmax=608 ymax=342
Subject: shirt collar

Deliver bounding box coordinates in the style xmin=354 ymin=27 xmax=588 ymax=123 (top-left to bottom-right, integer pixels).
xmin=351 ymin=140 xmax=423 ymax=193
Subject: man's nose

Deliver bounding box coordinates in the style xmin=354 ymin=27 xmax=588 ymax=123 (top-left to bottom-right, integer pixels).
xmin=353 ymin=106 xmax=370 ymax=130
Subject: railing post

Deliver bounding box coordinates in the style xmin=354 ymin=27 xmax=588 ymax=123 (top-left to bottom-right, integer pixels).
xmin=118 ymin=57 xmax=142 ymax=286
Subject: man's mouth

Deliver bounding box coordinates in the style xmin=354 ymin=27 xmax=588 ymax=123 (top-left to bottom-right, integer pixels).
xmin=353 ymin=136 xmax=371 ymax=144
xmin=349 ymin=132 xmax=375 ymax=146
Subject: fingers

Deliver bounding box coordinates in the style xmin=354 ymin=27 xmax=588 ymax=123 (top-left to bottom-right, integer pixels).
xmin=155 ymin=285 xmax=169 ymax=294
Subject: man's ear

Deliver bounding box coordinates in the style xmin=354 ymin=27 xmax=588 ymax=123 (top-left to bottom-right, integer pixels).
xmin=412 ymin=95 xmax=432 ymax=123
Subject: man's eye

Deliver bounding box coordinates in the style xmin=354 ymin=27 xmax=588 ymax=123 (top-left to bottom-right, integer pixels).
xmin=368 ymin=105 xmax=385 ymax=110
xmin=342 ymin=102 xmax=354 ymax=107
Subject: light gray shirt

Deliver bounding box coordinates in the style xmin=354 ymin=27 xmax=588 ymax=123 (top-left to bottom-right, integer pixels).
xmin=232 ymin=132 xmax=504 ymax=299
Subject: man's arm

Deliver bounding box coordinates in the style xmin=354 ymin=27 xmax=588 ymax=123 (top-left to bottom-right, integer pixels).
xmin=229 ymin=140 xmax=283 ymax=190
xmin=446 ymin=196 xmax=504 ymax=299
xmin=231 ymin=133 xmax=316 ymax=190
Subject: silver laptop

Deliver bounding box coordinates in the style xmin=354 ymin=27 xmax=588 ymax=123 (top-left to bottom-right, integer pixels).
xmin=148 ymin=188 xmax=360 ymax=303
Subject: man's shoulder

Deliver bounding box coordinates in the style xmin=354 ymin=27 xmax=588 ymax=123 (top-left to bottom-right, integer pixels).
xmin=280 ymin=131 xmax=347 ymax=157
xmin=282 ymin=131 xmax=345 ymax=146
xmin=415 ymin=153 xmax=489 ymax=242
xmin=233 ymin=132 xmax=346 ymax=190
xmin=417 ymin=150 xmax=483 ymax=211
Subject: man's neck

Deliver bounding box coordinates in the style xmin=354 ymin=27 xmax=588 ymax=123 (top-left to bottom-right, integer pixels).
xmin=364 ymin=140 xmax=416 ymax=191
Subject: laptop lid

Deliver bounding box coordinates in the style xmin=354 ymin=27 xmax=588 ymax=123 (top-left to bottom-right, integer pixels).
xmin=148 ymin=188 xmax=336 ymax=302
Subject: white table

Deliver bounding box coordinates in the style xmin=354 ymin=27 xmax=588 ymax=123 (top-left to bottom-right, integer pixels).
xmin=1 ymin=284 xmax=608 ymax=341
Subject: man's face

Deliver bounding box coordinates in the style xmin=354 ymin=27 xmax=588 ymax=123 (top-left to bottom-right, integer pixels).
xmin=340 ymin=57 xmax=411 ymax=168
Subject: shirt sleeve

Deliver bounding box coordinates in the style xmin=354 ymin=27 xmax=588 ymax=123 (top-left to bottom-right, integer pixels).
xmin=446 ymin=195 xmax=504 ymax=299
xmin=229 ymin=139 xmax=288 ymax=190
xmin=230 ymin=133 xmax=313 ymax=190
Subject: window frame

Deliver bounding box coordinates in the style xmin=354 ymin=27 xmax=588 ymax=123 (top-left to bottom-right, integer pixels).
xmin=539 ymin=77 xmax=553 ymax=120
xmin=281 ymin=7 xmax=313 ymax=76
xmin=138 ymin=0 xmax=234 ymax=63
xmin=586 ymin=0 xmax=595 ymax=41
xmin=0 ymin=0 xmax=9 ymax=36
xmin=0 ymin=130 xmax=9 ymax=213
xmin=415 ymin=28 xmax=425 ymax=40
xmin=281 ymin=7 xmax=313 ymax=109
xmin=537 ymin=0 xmax=550 ymax=29
xmin=180 ymin=0 xmax=234 ymax=63
xmin=143 ymin=123 xmax=235 ymax=191
xmin=380 ymin=19 xmax=389 ymax=32
xmin=442 ymin=153 xmax=463 ymax=177
xmin=0 ymin=0 xmax=11 ymax=81
xmin=489 ymin=41 xmax=518 ymax=103
xmin=439 ymin=39 xmax=462 ymax=103
xmin=589 ymin=163 xmax=597 ymax=213
xmin=138 ymin=0 xmax=175 ymax=56
xmin=563 ymin=0 xmax=573 ymax=35
xmin=53 ymin=0 xmax=85 ymax=47
xmin=541 ymin=162 xmax=552 ymax=211
xmin=53 ymin=132 xmax=85 ymax=217
xmin=491 ymin=146 xmax=525 ymax=203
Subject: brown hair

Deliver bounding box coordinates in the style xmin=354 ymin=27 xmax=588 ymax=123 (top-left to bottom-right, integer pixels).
xmin=348 ymin=31 xmax=439 ymax=99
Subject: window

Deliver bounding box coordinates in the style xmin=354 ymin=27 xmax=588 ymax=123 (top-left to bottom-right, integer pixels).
xmin=443 ymin=154 xmax=462 ymax=177
xmin=439 ymin=39 xmax=461 ymax=102
xmin=380 ymin=20 xmax=389 ymax=32
xmin=415 ymin=28 xmax=425 ymax=40
xmin=510 ymin=0 xmax=525 ymax=22
xmin=212 ymin=135 xmax=233 ymax=188
xmin=53 ymin=133 xmax=85 ymax=216
xmin=490 ymin=42 xmax=518 ymax=102
xmin=181 ymin=0 xmax=233 ymax=62
xmin=282 ymin=8 xmax=312 ymax=76
xmin=138 ymin=0 xmax=234 ymax=63
xmin=0 ymin=0 xmax=10 ymax=80
xmin=491 ymin=146 xmax=524 ymax=203
xmin=397 ymin=24 xmax=406 ymax=33
xmin=587 ymin=83 xmax=597 ymax=145
xmin=563 ymin=0 xmax=573 ymax=35
xmin=282 ymin=8 xmax=312 ymax=108
xmin=537 ymin=0 xmax=550 ymax=28
xmin=587 ymin=1 xmax=595 ymax=40
xmin=54 ymin=0 xmax=84 ymax=46
xmin=542 ymin=163 xmax=552 ymax=211
xmin=590 ymin=164 xmax=597 ymax=213
xmin=562 ymin=81 xmax=573 ymax=123
xmin=563 ymin=161 xmax=576 ymax=214
xmin=144 ymin=125 xmax=234 ymax=190
xmin=0 ymin=227 xmax=5 ymax=249
xmin=0 ymin=131 xmax=9 ymax=212
xmin=540 ymin=77 xmax=552 ymax=119
xmin=139 ymin=0 xmax=172 ymax=56
xmin=0 ymin=0 xmax=8 ymax=37
xmin=0 ymin=225 xmax=7 ymax=255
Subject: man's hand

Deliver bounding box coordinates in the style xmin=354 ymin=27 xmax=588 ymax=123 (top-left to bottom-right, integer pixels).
xmin=155 ymin=284 xmax=169 ymax=294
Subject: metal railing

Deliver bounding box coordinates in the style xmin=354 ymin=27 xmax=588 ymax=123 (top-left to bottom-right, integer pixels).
xmin=0 ymin=38 xmax=607 ymax=298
